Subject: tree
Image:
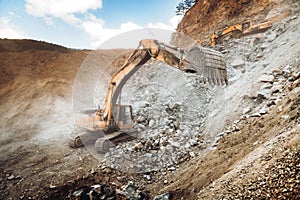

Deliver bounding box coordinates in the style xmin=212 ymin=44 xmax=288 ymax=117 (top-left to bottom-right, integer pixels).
xmin=175 ymin=0 xmax=196 ymax=15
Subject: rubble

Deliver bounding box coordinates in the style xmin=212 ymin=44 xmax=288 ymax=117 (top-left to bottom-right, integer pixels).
xmin=242 ymin=107 xmax=252 ymax=115
xmin=218 ymin=149 xmax=300 ymax=200
xmin=153 ymin=192 xmax=172 ymax=200
xmin=98 ymin=62 xmax=220 ymax=172
xmin=55 ymin=13 xmax=300 ymax=200
xmin=205 ymin=12 xmax=300 ymax=157
xmin=260 ymin=74 xmax=275 ymax=83
xmin=70 ymin=182 xmax=151 ymax=200
xmin=231 ymin=56 xmax=245 ymax=68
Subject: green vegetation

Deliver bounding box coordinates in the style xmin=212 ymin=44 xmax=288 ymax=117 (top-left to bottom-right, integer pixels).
xmin=175 ymin=0 xmax=196 ymax=15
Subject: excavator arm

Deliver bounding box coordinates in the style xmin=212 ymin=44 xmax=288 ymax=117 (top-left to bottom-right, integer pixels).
xmin=102 ymin=39 xmax=202 ymax=129
xmin=102 ymin=49 xmax=151 ymax=130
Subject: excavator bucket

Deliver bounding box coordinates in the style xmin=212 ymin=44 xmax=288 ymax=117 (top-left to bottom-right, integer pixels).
xmin=184 ymin=46 xmax=228 ymax=85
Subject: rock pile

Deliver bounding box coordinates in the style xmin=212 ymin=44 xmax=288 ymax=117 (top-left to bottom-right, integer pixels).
xmin=210 ymin=16 xmax=300 ymax=148
xmin=71 ymin=183 xmax=115 ymax=200
xmin=98 ymin=62 xmax=224 ymax=172
xmin=219 ymin=148 xmax=300 ymax=199
xmin=70 ymin=181 xmax=172 ymax=200
xmin=212 ymin=61 xmax=299 ymax=148
xmin=248 ymin=62 xmax=299 ymax=119
xmin=218 ymin=17 xmax=293 ymax=83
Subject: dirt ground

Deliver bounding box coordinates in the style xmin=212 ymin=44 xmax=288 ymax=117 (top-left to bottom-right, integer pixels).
xmin=0 ymin=0 xmax=299 ymax=199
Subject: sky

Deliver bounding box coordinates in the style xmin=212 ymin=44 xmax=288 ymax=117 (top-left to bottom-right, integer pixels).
xmin=0 ymin=0 xmax=182 ymax=49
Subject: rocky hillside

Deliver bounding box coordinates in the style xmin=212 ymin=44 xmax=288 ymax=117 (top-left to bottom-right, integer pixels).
xmin=164 ymin=0 xmax=300 ymax=199
xmin=177 ymin=0 xmax=297 ymax=45
xmin=0 ymin=0 xmax=299 ymax=199
xmin=0 ymin=39 xmax=71 ymax=52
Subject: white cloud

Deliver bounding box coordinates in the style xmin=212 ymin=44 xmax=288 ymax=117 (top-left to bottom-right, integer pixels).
xmin=147 ymin=15 xmax=183 ymax=30
xmin=81 ymin=14 xmax=144 ymax=48
xmin=25 ymin=0 xmax=102 ymax=25
xmin=24 ymin=0 xmax=182 ymax=49
xmin=8 ymin=11 xmax=21 ymax=18
xmin=169 ymin=15 xmax=183 ymax=28
xmin=120 ymin=22 xmax=143 ymax=32
xmin=0 ymin=18 xmax=24 ymax=39
xmin=44 ymin=17 xmax=54 ymax=26
xmin=82 ymin=14 xmax=182 ymax=49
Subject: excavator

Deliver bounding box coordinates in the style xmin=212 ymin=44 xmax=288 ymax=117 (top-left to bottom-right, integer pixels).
xmin=69 ymin=39 xmax=228 ymax=152
xmin=211 ymin=19 xmax=272 ymax=46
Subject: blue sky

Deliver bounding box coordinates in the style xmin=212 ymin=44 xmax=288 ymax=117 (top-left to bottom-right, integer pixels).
xmin=0 ymin=0 xmax=182 ymax=49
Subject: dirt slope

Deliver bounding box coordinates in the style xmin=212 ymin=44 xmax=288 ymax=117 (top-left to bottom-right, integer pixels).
xmin=0 ymin=39 xmax=128 ymax=154
xmin=0 ymin=39 xmax=71 ymax=53
xmin=0 ymin=42 xmax=84 ymax=154
xmin=0 ymin=40 xmax=129 ymax=198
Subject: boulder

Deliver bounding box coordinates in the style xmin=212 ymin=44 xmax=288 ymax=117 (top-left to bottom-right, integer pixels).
xmin=260 ymin=74 xmax=275 ymax=83
xmin=259 ymin=108 xmax=268 ymax=115
xmin=231 ymin=56 xmax=245 ymax=68
xmin=133 ymin=142 xmax=143 ymax=151
xmin=271 ymin=84 xmax=283 ymax=93
xmin=256 ymin=89 xmax=272 ymax=100
xmin=260 ymin=83 xmax=273 ymax=90
xmin=148 ymin=119 xmax=156 ymax=128
xmin=153 ymin=192 xmax=172 ymax=200
xmin=266 ymin=31 xmax=277 ymax=42
xmin=272 ymin=68 xmax=283 ymax=75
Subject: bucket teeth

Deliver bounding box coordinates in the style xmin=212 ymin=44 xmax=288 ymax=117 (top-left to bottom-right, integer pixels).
xmin=185 ymin=46 xmax=228 ymax=86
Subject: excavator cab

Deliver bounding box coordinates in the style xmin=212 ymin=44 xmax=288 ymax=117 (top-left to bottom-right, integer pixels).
xmin=242 ymin=20 xmax=252 ymax=32
xmin=70 ymin=104 xmax=134 ymax=148
xmin=113 ymin=104 xmax=134 ymax=130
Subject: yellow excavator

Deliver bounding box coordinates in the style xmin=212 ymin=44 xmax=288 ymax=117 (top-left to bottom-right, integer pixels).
xmin=211 ymin=19 xmax=272 ymax=46
xmin=69 ymin=39 xmax=228 ymax=152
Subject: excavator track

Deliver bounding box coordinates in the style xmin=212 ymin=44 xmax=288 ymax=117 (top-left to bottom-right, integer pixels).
xmin=68 ymin=136 xmax=83 ymax=148
xmin=69 ymin=129 xmax=138 ymax=152
xmin=95 ymin=130 xmax=138 ymax=153
xmin=68 ymin=130 xmax=105 ymax=148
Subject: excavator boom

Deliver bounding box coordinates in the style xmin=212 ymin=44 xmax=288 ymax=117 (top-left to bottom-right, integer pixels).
xmin=102 ymin=39 xmax=227 ymax=123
